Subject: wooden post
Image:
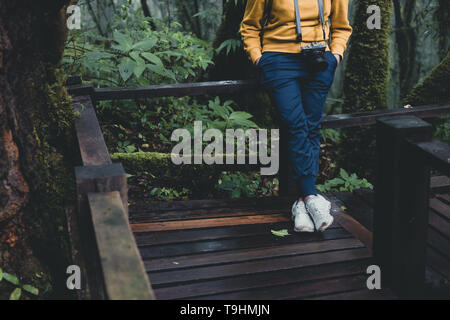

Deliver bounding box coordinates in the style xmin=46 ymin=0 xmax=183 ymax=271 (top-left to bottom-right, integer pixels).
xmin=374 ymin=115 xmax=433 ymax=297
xmin=75 ymin=163 xmax=129 ymax=216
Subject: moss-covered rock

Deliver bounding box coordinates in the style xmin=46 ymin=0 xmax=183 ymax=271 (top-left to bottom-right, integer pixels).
xmin=403 ymin=52 xmax=450 ymax=106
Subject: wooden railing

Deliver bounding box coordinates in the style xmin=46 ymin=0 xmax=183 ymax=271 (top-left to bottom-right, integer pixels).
xmin=67 ymin=90 xmax=154 ymax=300
xmin=374 ymin=116 xmax=450 ymax=298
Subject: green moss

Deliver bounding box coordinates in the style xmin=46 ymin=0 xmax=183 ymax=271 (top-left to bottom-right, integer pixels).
xmin=25 ymin=65 xmax=77 ymax=298
xmin=112 ymin=151 xmax=221 ymax=180
xmin=342 ymin=0 xmax=392 ymax=112
xmin=403 ymin=52 xmax=450 ymax=106
xmin=111 ymin=151 xmax=259 ymax=197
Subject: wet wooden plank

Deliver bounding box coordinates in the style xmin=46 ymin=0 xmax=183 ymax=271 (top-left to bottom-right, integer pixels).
xmin=130 ymin=196 xmax=294 ymax=214
xmin=144 ymin=237 xmax=364 ymax=272
xmin=135 ymin=221 xmax=294 ymax=246
xmin=134 ymin=219 xmax=340 ymax=247
xmin=430 ymin=176 xmax=450 ymax=194
xmin=428 ymin=228 xmax=450 ymax=259
xmin=436 ymin=194 xmax=450 ymax=205
xmin=309 ymin=288 xmax=397 ymax=300
xmin=155 ymin=260 xmax=369 ymax=299
xmin=429 ymin=198 xmax=450 ymax=221
xmin=429 ymin=210 xmax=450 ymax=239
xmin=425 ymin=265 xmax=449 ymax=289
xmin=148 ymin=247 xmax=371 ymax=286
xmin=427 ymin=247 xmax=450 ymax=280
xmin=140 ymin=227 xmax=351 ymax=259
xmin=87 ymin=192 xmax=154 ymax=300
xmin=131 ymin=213 xmax=291 ymax=232
xmin=130 ymin=208 xmax=290 ymax=224
xmin=192 ymin=274 xmax=369 ymax=300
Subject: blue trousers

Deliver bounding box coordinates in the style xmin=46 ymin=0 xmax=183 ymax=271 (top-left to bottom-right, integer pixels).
xmin=258 ymin=51 xmax=337 ymax=197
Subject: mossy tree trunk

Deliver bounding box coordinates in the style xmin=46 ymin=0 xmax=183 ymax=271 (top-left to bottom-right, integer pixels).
xmin=393 ymin=0 xmax=417 ymax=99
xmin=207 ymin=0 xmax=256 ymax=81
xmin=436 ymin=0 xmax=449 ymax=60
xmin=339 ymin=0 xmax=392 ymax=181
xmin=0 ymin=0 xmax=76 ymax=299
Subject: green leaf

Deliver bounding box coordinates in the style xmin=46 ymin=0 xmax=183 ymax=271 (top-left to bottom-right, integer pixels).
xmin=132 ymin=38 xmax=157 ymax=51
xmin=339 ymin=168 xmax=349 ymax=179
xmin=231 ymin=118 xmax=259 ymax=128
xmin=271 ymin=229 xmax=290 ymax=237
xmin=229 ymin=111 xmax=253 ymax=121
xmin=3 ymin=272 xmax=19 ymax=285
xmin=9 ymin=288 xmax=21 ymax=300
xmin=118 ymin=58 xmax=135 ymax=82
xmin=22 ymin=284 xmax=39 ymax=296
xmin=133 ymin=62 xmax=146 ymax=79
xmin=146 ymin=64 xmax=176 ymax=81
xmin=141 ymin=52 xmax=163 ymax=66
xmin=0 ymin=268 xmax=3 ymax=281
xmin=129 ymin=51 xmax=144 ymax=65
xmin=113 ymin=30 xmax=132 ymax=52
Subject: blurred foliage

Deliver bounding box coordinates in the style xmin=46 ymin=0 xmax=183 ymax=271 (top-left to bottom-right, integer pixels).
xmin=216 ymin=171 xmax=279 ymax=199
xmin=63 ymin=3 xmax=213 ymax=86
xmin=317 ymin=169 xmax=373 ymax=193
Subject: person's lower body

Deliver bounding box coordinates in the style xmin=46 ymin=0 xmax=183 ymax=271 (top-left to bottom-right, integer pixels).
xmin=258 ymin=50 xmax=337 ymax=231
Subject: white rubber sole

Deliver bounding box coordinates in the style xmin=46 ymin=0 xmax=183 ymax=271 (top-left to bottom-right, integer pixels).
xmin=294 ymin=225 xmax=315 ymax=233
xmin=316 ymin=215 xmax=334 ymax=232
xmin=292 ymin=212 xmax=315 ymax=233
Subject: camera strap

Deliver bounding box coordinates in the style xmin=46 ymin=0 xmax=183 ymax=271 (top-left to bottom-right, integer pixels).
xmin=260 ymin=0 xmax=274 ymax=46
xmin=294 ymin=0 xmax=327 ymax=42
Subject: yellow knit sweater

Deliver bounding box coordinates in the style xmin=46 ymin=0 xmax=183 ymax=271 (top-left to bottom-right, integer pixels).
xmin=240 ymin=0 xmax=352 ymax=64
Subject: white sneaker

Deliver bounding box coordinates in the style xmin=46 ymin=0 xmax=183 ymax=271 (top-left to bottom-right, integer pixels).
xmin=305 ymin=195 xmax=333 ymax=232
xmin=291 ymin=200 xmax=315 ymax=233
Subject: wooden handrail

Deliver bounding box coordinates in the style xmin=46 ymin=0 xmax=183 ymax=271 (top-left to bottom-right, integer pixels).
xmin=407 ymin=139 xmax=450 ymax=176
xmin=87 ymin=192 xmax=154 ymax=300
xmin=322 ymin=104 xmax=450 ymax=129
xmin=68 ymin=93 xmax=154 ymax=300
xmin=66 ymin=78 xmax=450 ymax=129
xmin=67 ymin=80 xmax=256 ymax=100
xmin=374 ymin=115 xmax=449 ymax=298
xmin=73 ymin=96 xmax=111 ymax=166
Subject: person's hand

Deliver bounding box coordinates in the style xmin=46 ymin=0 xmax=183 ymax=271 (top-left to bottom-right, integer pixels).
xmin=255 ymin=56 xmax=261 ymax=65
xmin=333 ymin=54 xmax=341 ymax=65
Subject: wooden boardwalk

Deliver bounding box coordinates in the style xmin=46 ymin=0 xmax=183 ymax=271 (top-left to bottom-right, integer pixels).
xmin=67 ymin=80 xmax=449 ymax=300
xmin=129 ymin=193 xmax=431 ymax=300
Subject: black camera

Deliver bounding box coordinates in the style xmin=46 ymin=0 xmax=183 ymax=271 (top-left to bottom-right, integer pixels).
xmin=301 ymin=42 xmax=328 ymax=73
